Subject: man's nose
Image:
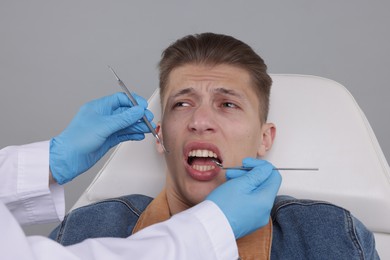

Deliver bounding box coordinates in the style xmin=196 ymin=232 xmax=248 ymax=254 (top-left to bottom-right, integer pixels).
xmin=187 ymin=105 xmax=217 ymax=134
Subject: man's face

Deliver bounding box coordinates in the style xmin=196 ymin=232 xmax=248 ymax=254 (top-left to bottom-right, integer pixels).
xmin=158 ymin=64 xmax=274 ymax=208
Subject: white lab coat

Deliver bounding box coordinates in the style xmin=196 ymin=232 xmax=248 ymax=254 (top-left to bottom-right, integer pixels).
xmin=0 ymin=141 xmax=238 ymax=260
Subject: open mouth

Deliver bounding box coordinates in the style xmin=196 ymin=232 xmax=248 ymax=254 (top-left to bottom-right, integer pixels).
xmin=187 ymin=149 xmax=222 ymax=172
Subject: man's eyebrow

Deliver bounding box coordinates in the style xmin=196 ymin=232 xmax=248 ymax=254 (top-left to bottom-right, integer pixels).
xmin=213 ymin=88 xmax=245 ymax=99
xmin=170 ymin=87 xmax=196 ymax=99
xmin=167 ymin=87 xmax=245 ymax=101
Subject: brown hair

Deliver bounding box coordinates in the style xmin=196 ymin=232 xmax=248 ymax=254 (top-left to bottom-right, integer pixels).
xmin=158 ymin=32 xmax=272 ymax=122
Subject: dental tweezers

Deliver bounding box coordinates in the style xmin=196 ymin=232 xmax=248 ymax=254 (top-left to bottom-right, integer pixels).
xmin=212 ymin=159 xmax=318 ymax=171
xmin=108 ymin=66 xmax=169 ymax=153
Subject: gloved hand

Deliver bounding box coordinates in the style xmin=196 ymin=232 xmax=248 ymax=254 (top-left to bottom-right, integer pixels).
xmin=206 ymin=158 xmax=282 ymax=239
xmin=50 ymin=92 xmax=155 ymax=185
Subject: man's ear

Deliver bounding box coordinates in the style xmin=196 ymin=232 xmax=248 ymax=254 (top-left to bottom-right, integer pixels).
xmin=155 ymin=122 xmax=165 ymax=154
xmin=257 ymin=123 xmax=276 ymax=157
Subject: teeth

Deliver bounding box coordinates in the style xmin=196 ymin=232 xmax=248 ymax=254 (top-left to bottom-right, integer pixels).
xmin=192 ymin=165 xmax=216 ymax=171
xmin=188 ymin=149 xmax=219 ymax=171
xmin=188 ymin=149 xmax=218 ymax=158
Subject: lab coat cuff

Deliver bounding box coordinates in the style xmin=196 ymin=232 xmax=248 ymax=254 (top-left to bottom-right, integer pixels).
xmin=188 ymin=200 xmax=238 ymax=259
xmin=49 ymin=182 xmax=65 ymax=220
xmin=18 ymin=141 xmax=65 ymax=224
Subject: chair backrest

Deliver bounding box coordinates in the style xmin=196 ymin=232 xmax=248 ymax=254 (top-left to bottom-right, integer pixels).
xmin=73 ymin=74 xmax=390 ymax=258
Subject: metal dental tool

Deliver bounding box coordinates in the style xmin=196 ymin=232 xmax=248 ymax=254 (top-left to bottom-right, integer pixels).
xmin=108 ymin=66 xmax=169 ymax=153
xmin=212 ymin=159 xmax=318 ymax=171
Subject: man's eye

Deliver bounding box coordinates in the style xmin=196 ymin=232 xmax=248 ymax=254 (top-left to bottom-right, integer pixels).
xmin=173 ymin=102 xmax=190 ymax=108
xmin=221 ymin=102 xmax=237 ymax=108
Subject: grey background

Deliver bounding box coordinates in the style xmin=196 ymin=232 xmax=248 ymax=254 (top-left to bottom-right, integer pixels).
xmin=1 ymin=1 xmax=389 ymax=236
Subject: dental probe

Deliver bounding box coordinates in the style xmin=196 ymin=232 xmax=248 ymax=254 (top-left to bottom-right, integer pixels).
xmin=212 ymin=159 xmax=318 ymax=171
xmin=108 ymin=66 xmax=169 ymax=153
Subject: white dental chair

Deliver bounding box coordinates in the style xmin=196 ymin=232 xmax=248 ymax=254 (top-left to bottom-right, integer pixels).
xmin=73 ymin=74 xmax=390 ymax=259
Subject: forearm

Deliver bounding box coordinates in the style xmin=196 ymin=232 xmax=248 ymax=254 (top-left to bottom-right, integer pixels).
xmin=1 ymin=199 xmax=238 ymax=260
xmin=0 ymin=141 xmax=65 ymax=225
xmin=66 ymin=200 xmax=238 ymax=260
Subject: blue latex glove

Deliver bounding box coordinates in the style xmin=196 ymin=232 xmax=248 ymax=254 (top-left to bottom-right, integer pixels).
xmin=206 ymin=158 xmax=282 ymax=239
xmin=50 ymin=92 xmax=155 ymax=185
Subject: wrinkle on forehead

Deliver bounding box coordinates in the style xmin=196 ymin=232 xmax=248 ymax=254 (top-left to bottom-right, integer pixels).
xmin=170 ymin=64 xmax=251 ymax=84
xmin=179 ymin=65 xmax=249 ymax=82
xmin=179 ymin=71 xmax=231 ymax=82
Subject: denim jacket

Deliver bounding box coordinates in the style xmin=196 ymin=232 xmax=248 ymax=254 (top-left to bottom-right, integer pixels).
xmin=50 ymin=195 xmax=379 ymax=259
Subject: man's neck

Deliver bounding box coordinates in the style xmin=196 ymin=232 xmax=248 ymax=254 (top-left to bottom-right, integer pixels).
xmin=166 ymin=189 xmax=193 ymax=215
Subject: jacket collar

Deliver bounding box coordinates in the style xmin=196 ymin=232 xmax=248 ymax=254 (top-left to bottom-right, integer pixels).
xmin=133 ymin=190 xmax=272 ymax=259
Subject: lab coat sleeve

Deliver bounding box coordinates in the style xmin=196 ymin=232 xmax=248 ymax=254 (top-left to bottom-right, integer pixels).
xmin=0 ymin=141 xmax=65 ymax=225
xmin=1 ymin=200 xmax=238 ymax=260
